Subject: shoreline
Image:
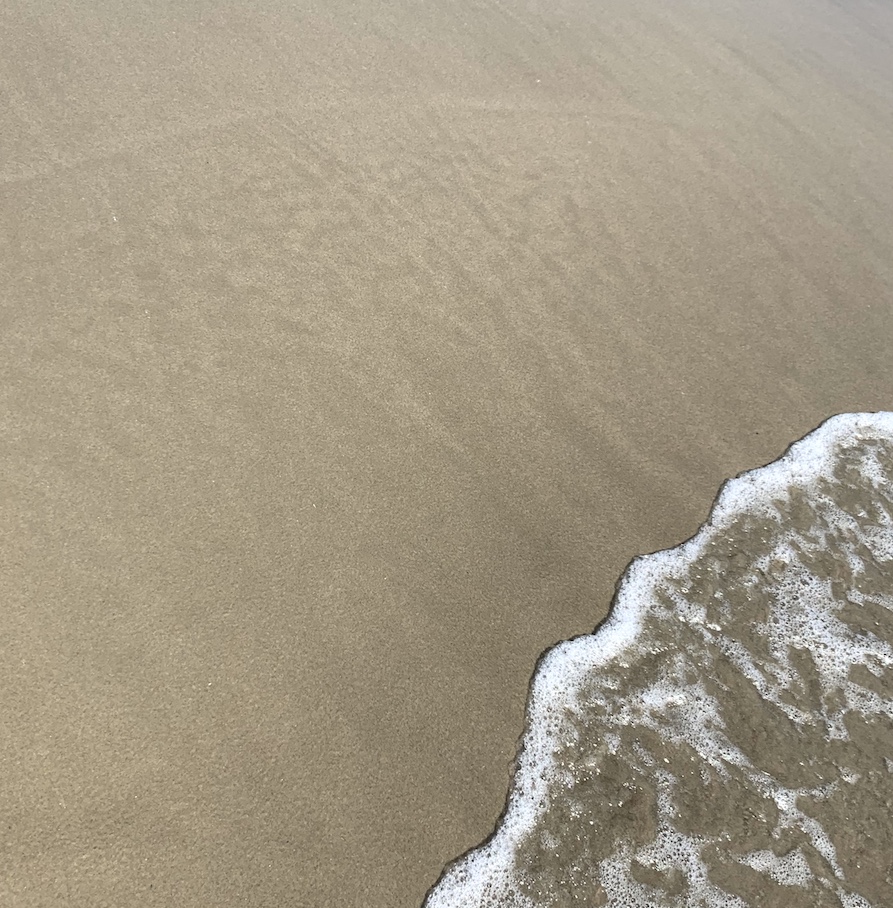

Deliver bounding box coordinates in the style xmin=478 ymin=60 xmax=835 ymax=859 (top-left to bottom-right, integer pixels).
xmin=425 ymin=412 xmax=893 ymax=906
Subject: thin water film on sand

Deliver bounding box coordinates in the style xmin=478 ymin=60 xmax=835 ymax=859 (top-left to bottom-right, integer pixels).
xmin=426 ymin=413 xmax=893 ymax=908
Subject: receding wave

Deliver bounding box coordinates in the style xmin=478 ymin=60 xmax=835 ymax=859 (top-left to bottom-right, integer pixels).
xmin=425 ymin=412 xmax=893 ymax=908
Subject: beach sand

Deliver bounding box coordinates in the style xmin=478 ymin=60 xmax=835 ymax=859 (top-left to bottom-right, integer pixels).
xmin=1 ymin=0 xmax=892 ymax=905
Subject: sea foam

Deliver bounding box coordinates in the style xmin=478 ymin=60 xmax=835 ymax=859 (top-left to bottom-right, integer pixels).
xmin=425 ymin=412 xmax=893 ymax=908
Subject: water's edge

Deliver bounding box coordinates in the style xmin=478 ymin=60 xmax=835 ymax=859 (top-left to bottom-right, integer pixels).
xmin=424 ymin=412 xmax=893 ymax=908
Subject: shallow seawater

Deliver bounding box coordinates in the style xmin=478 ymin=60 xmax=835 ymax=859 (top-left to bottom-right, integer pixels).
xmin=425 ymin=413 xmax=893 ymax=908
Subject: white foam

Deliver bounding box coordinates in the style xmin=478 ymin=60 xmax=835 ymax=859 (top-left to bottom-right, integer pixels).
xmin=425 ymin=413 xmax=893 ymax=908
xmin=737 ymin=849 xmax=812 ymax=887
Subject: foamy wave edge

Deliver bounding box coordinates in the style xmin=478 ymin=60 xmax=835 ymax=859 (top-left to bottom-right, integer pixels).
xmin=423 ymin=411 xmax=893 ymax=908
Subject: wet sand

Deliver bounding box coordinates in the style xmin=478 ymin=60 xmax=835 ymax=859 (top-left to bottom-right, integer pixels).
xmin=1 ymin=1 xmax=892 ymax=905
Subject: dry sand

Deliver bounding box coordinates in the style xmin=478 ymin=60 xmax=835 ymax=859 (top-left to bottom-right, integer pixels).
xmin=1 ymin=0 xmax=892 ymax=905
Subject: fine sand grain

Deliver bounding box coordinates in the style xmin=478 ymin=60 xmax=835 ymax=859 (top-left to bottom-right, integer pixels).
xmin=2 ymin=1 xmax=892 ymax=906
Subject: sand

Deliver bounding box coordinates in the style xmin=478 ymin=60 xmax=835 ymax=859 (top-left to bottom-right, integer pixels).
xmin=1 ymin=0 xmax=892 ymax=905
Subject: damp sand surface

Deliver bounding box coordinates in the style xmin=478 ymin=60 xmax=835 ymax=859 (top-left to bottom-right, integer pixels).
xmin=3 ymin=1 xmax=893 ymax=907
